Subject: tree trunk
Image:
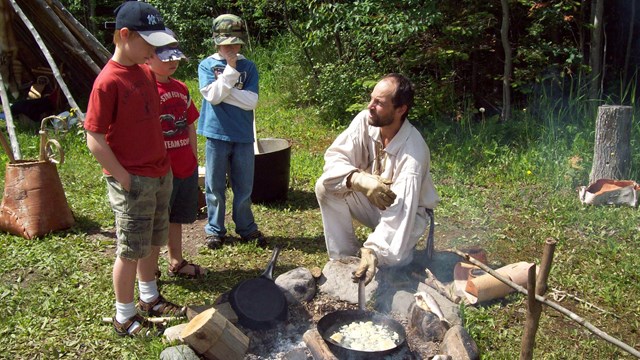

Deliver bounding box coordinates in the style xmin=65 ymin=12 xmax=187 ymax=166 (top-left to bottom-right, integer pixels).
xmin=623 ymin=0 xmax=635 ymax=89
xmin=589 ymin=105 xmax=632 ymax=183
xmin=589 ymin=0 xmax=604 ymax=102
xmin=500 ymin=0 xmax=512 ymax=122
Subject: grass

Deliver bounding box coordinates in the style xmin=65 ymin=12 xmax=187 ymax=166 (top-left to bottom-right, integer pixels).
xmin=1 ymin=47 xmax=640 ymax=359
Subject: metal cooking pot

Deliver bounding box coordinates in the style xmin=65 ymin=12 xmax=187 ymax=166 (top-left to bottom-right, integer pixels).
xmin=316 ymin=309 xmax=407 ymax=359
xmin=229 ymin=246 xmax=288 ymax=330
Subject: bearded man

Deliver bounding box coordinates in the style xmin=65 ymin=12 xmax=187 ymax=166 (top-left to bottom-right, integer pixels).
xmin=315 ymin=73 xmax=439 ymax=285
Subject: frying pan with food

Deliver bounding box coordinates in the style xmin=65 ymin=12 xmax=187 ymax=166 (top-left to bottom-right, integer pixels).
xmin=317 ymin=277 xmax=406 ymax=359
xmin=317 ymin=309 xmax=407 ymax=359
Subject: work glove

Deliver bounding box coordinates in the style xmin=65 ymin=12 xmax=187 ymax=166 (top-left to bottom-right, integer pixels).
xmin=349 ymin=171 xmax=397 ymax=210
xmin=352 ymin=248 xmax=378 ymax=285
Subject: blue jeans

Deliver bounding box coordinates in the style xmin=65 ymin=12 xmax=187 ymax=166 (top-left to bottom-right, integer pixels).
xmin=204 ymin=138 xmax=257 ymax=238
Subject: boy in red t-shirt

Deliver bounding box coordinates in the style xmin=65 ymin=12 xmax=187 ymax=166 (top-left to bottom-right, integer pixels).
xmin=84 ymin=2 xmax=184 ymax=337
xmin=146 ymin=28 xmax=206 ymax=279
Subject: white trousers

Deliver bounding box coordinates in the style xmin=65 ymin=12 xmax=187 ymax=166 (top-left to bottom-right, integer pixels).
xmin=315 ymin=178 xmax=383 ymax=260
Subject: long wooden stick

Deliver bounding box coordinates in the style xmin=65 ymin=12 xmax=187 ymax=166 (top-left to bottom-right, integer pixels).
xmin=31 ymin=0 xmax=102 ymax=75
xmin=7 ymin=0 xmax=85 ymax=123
xmin=101 ymin=316 xmax=184 ymax=324
xmin=0 ymin=70 xmax=20 ymax=160
xmin=452 ymin=248 xmax=640 ymax=359
xmin=45 ymin=0 xmax=111 ymax=66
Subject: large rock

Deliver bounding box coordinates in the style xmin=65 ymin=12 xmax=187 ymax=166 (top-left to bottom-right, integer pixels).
xmin=163 ymin=323 xmax=187 ymax=343
xmin=440 ymin=325 xmax=480 ymax=360
xmin=159 ymin=345 xmax=200 ymax=360
xmin=275 ymin=267 xmax=316 ymax=304
xmin=318 ymin=257 xmax=378 ymax=304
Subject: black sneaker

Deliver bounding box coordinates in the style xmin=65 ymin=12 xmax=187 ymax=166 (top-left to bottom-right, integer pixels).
xmin=205 ymin=234 xmax=225 ymax=250
xmin=241 ymin=230 xmax=268 ymax=248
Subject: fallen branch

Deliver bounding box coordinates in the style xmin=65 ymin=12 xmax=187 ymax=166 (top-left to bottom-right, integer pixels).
xmin=452 ymin=249 xmax=640 ymax=359
xmin=101 ymin=316 xmax=184 ymax=324
xmin=550 ymin=288 xmax=621 ymax=319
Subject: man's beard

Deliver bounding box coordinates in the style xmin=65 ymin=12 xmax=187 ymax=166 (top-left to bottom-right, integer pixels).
xmin=368 ymin=110 xmax=394 ymax=127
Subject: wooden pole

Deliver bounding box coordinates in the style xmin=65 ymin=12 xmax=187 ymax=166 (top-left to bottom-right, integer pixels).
xmin=29 ymin=0 xmax=102 ymax=75
xmin=520 ymin=264 xmax=541 ymax=360
xmin=45 ymin=0 xmax=111 ymax=66
xmin=520 ymin=238 xmax=558 ymax=360
xmin=536 ymin=238 xmax=557 ymax=296
xmin=0 ymin=69 xmax=20 ymax=160
xmin=452 ymin=248 xmax=640 ymax=358
xmin=7 ymin=0 xmax=85 ymax=123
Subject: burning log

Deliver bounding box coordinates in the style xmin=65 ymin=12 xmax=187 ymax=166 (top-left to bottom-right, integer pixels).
xmin=303 ymin=329 xmax=337 ymax=360
xmin=181 ymin=307 xmax=249 ymax=360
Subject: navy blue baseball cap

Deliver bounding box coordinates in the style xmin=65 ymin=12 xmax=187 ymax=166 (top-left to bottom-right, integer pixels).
xmin=113 ymin=1 xmax=176 ymax=47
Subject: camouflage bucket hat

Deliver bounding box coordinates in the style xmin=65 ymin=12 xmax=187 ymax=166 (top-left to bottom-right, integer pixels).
xmin=212 ymin=14 xmax=245 ymax=46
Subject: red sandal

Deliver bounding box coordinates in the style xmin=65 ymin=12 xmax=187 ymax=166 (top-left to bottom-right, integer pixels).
xmin=168 ymin=259 xmax=207 ymax=279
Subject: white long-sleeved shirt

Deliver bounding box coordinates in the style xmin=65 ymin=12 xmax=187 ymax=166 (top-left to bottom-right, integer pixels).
xmin=199 ymin=54 xmax=258 ymax=110
xmin=318 ymin=110 xmax=439 ymax=266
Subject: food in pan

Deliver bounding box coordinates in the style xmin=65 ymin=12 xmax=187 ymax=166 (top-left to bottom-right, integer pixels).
xmin=329 ymin=320 xmax=400 ymax=351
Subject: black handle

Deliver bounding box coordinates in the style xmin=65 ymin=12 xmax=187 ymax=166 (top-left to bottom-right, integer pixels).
xmin=260 ymin=246 xmax=281 ymax=280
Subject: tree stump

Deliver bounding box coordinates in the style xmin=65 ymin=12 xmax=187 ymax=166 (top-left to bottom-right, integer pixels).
xmin=589 ymin=105 xmax=632 ymax=183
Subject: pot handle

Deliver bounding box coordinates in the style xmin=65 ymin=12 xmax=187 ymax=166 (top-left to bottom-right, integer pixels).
xmin=358 ymin=277 xmax=366 ymax=311
xmin=260 ymin=246 xmax=281 ymax=280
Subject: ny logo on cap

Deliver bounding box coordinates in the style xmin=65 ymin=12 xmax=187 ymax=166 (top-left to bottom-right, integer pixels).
xmin=147 ymin=14 xmax=159 ymax=25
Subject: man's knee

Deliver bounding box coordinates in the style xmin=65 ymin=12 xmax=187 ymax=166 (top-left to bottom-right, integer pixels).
xmin=314 ymin=178 xmax=327 ymax=200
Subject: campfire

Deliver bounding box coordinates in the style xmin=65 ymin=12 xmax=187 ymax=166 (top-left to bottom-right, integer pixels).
xmin=165 ymin=251 xmax=480 ymax=360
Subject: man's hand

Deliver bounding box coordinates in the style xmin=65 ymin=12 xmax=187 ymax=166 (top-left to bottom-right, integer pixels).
xmin=349 ymin=171 xmax=397 ymax=210
xmin=352 ymin=248 xmax=378 ymax=285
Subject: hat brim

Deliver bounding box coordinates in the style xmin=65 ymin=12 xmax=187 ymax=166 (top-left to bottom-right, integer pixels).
xmin=214 ymin=36 xmax=245 ymax=46
xmin=139 ymin=30 xmax=177 ymax=47
xmin=156 ymin=47 xmax=188 ymax=62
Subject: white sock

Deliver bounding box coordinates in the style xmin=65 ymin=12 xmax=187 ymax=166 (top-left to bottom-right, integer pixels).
xmin=138 ymin=280 xmax=159 ymax=304
xmin=115 ymin=301 xmax=137 ymax=324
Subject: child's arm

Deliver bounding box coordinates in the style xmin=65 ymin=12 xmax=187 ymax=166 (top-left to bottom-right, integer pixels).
xmin=86 ymin=130 xmax=132 ymax=191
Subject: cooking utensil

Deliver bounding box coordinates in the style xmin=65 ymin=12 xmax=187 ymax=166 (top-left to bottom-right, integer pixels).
xmin=317 ymin=309 xmax=407 ymax=359
xmin=317 ymin=275 xmax=406 ymax=359
xmin=229 ymin=246 xmax=288 ymax=330
xmin=426 ymin=208 xmax=435 ymax=260
xmin=358 ymin=277 xmax=365 ymax=311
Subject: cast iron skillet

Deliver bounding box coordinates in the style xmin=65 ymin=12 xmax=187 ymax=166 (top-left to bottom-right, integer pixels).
xmin=229 ymin=246 xmax=288 ymax=330
xmin=317 ymin=278 xmax=407 ymax=359
xmin=317 ymin=309 xmax=407 ymax=359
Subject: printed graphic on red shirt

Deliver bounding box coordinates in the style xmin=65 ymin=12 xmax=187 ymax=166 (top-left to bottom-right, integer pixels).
xmin=158 ymin=80 xmax=199 ymax=178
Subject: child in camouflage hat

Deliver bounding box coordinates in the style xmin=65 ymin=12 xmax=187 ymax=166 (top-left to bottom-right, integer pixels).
xmin=197 ymin=14 xmax=266 ymax=250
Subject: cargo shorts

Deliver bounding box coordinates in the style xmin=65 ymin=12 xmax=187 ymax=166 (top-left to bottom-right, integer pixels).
xmin=106 ymin=172 xmax=173 ymax=260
